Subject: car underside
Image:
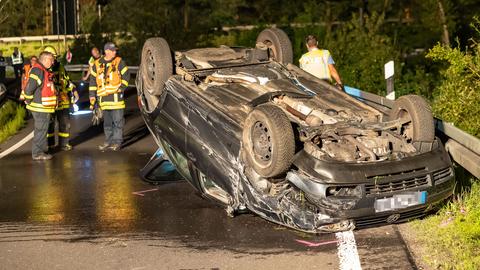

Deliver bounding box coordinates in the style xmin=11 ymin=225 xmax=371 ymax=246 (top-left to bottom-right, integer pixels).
xmin=137 ymin=28 xmax=455 ymax=233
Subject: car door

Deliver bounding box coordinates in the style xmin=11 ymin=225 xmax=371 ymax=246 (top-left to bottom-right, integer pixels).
xmin=151 ymin=80 xmax=190 ymax=155
xmin=182 ymin=88 xmax=242 ymax=196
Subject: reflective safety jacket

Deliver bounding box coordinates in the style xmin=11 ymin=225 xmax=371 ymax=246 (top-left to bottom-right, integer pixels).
xmin=11 ymin=51 xmax=23 ymax=65
xmin=89 ymin=56 xmax=129 ymax=110
xmin=51 ymin=62 xmax=75 ymax=110
xmin=24 ymin=63 xmax=57 ymax=113
xmin=21 ymin=63 xmax=33 ymax=92
xmin=299 ymin=49 xmax=334 ymax=81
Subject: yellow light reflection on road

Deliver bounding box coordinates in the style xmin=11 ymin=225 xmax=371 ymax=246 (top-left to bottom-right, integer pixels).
xmin=28 ymin=160 xmax=65 ymax=222
xmin=95 ymin=158 xmax=138 ymax=231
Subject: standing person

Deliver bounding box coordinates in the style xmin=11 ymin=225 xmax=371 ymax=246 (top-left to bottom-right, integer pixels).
xmin=89 ymin=42 xmax=129 ymax=151
xmin=23 ymin=51 xmax=57 ymax=160
xmin=0 ymin=50 xmax=6 ymax=84
xmin=65 ymin=47 xmax=73 ymax=64
xmin=11 ymin=47 xmax=24 ymax=80
xmin=299 ymin=35 xmax=344 ymax=91
xmin=21 ymin=56 xmax=38 ymax=96
xmin=82 ymin=47 xmax=101 ymax=81
xmin=44 ymin=46 xmax=79 ymax=151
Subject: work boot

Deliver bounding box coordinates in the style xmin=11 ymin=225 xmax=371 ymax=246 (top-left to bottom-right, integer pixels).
xmin=32 ymin=153 xmax=53 ymax=161
xmin=108 ymin=144 xmax=121 ymax=151
xmin=61 ymin=144 xmax=72 ymax=151
xmin=98 ymin=143 xmax=110 ymax=151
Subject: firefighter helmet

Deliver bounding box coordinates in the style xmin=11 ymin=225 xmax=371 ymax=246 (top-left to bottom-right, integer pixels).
xmin=43 ymin=46 xmax=58 ymax=57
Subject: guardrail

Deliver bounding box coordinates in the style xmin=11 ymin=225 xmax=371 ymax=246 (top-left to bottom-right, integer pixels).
xmin=345 ymin=86 xmax=480 ymax=179
xmin=64 ymin=64 xmax=139 ymax=73
xmin=0 ymin=32 xmax=134 ymax=44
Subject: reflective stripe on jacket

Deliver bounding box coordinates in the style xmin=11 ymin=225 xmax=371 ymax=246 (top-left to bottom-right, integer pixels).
xmin=24 ymin=63 xmax=57 ymax=113
xmin=52 ymin=63 xmax=74 ymax=110
xmin=11 ymin=52 xmax=23 ymax=65
xmin=94 ymin=57 xmax=123 ymax=96
xmin=89 ymin=56 xmax=129 ymax=110
xmin=299 ymin=49 xmax=333 ymax=81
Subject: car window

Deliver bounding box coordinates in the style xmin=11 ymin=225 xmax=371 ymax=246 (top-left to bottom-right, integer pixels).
xmin=145 ymin=160 xmax=183 ymax=182
xmin=165 ymin=145 xmax=192 ymax=181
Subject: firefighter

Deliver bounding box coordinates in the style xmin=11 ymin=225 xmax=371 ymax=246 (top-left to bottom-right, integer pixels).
xmin=20 ymin=56 xmax=38 ymax=98
xmin=11 ymin=47 xmax=24 ymax=80
xmin=299 ymin=35 xmax=344 ymax=91
xmin=89 ymin=42 xmax=129 ymax=151
xmin=23 ymin=51 xmax=57 ymax=160
xmin=44 ymin=46 xmax=79 ymax=151
xmin=82 ymin=47 xmax=101 ymax=81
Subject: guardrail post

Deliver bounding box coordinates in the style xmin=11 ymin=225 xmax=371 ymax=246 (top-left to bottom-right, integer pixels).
xmin=384 ymin=60 xmax=395 ymax=100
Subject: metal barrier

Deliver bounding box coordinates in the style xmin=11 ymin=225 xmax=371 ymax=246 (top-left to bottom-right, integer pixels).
xmin=65 ymin=64 xmax=139 ymax=74
xmin=345 ymin=87 xmax=480 ymax=179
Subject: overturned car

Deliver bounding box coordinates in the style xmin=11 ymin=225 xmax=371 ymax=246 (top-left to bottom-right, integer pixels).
xmin=136 ymin=28 xmax=455 ymax=233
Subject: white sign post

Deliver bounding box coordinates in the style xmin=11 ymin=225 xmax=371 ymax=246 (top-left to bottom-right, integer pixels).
xmin=384 ymin=61 xmax=395 ymax=100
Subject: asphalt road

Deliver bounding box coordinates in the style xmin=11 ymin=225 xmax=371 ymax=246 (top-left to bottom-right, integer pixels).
xmin=0 ymin=93 xmax=420 ymax=270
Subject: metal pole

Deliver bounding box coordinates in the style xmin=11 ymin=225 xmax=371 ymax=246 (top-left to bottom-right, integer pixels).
xmin=76 ymin=0 xmax=80 ymax=34
xmin=63 ymin=0 xmax=67 ymax=51
xmin=56 ymin=0 xmax=60 ymax=53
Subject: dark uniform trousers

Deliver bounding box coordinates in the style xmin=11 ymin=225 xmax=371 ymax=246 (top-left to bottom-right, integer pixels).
xmin=103 ymin=109 xmax=124 ymax=145
xmin=13 ymin=64 xmax=23 ymax=79
xmin=48 ymin=109 xmax=70 ymax=147
xmin=32 ymin=112 xmax=51 ymax=157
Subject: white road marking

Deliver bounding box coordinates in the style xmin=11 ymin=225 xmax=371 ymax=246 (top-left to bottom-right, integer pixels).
xmin=0 ymin=131 xmax=34 ymax=159
xmin=336 ymin=231 xmax=362 ymax=270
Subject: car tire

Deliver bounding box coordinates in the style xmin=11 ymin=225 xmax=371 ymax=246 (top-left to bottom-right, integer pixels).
xmin=389 ymin=95 xmax=435 ymax=142
xmin=243 ymin=104 xmax=295 ymax=178
xmin=141 ymin=37 xmax=173 ymax=96
xmin=256 ymin=28 xmax=293 ymax=64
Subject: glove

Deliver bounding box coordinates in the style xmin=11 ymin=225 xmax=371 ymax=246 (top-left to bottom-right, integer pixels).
xmin=91 ymin=106 xmax=103 ymax=126
xmin=335 ymin=83 xmax=345 ymax=92
xmin=89 ymin=97 xmax=96 ymax=110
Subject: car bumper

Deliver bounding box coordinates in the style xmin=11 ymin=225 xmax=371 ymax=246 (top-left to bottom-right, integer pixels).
xmin=286 ymin=141 xmax=455 ymax=227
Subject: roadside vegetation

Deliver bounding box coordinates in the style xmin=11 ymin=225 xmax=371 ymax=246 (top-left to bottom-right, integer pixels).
xmin=410 ymin=20 xmax=480 ymax=269
xmin=0 ymin=100 xmax=26 ymax=144
xmin=412 ymin=172 xmax=480 ymax=269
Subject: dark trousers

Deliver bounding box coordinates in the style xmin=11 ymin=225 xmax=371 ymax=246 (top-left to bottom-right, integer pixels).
xmin=32 ymin=111 xmax=51 ymax=157
xmin=13 ymin=64 xmax=22 ymax=79
xmin=103 ymin=109 xmax=124 ymax=145
xmin=48 ymin=109 xmax=71 ymax=147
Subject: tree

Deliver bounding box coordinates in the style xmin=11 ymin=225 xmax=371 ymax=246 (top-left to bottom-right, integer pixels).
xmin=0 ymin=0 xmax=46 ymax=37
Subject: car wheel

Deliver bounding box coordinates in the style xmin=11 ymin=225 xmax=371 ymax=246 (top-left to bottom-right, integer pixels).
xmin=389 ymin=95 xmax=435 ymax=142
xmin=141 ymin=37 xmax=173 ymax=96
xmin=256 ymin=28 xmax=293 ymax=64
xmin=243 ymin=104 xmax=295 ymax=178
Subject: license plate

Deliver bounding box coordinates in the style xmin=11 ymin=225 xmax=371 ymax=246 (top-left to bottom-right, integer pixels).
xmin=374 ymin=191 xmax=427 ymax=213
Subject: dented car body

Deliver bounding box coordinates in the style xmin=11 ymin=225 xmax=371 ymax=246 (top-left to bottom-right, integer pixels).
xmin=137 ymin=29 xmax=455 ymax=233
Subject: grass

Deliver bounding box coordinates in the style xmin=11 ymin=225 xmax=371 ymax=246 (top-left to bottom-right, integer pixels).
xmin=0 ymin=100 xmax=26 ymax=144
xmin=1 ymin=41 xmax=75 ymax=60
xmin=410 ymin=169 xmax=480 ymax=269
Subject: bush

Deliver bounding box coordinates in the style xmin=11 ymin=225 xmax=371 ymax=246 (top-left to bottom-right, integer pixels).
xmin=426 ymin=20 xmax=480 ymax=137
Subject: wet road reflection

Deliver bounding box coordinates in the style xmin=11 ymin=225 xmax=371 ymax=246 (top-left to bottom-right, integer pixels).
xmin=0 ymin=148 xmax=336 ymax=253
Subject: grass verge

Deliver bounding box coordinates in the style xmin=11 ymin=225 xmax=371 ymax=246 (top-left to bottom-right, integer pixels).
xmin=0 ymin=100 xmax=26 ymax=144
xmin=410 ymin=169 xmax=480 ymax=269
